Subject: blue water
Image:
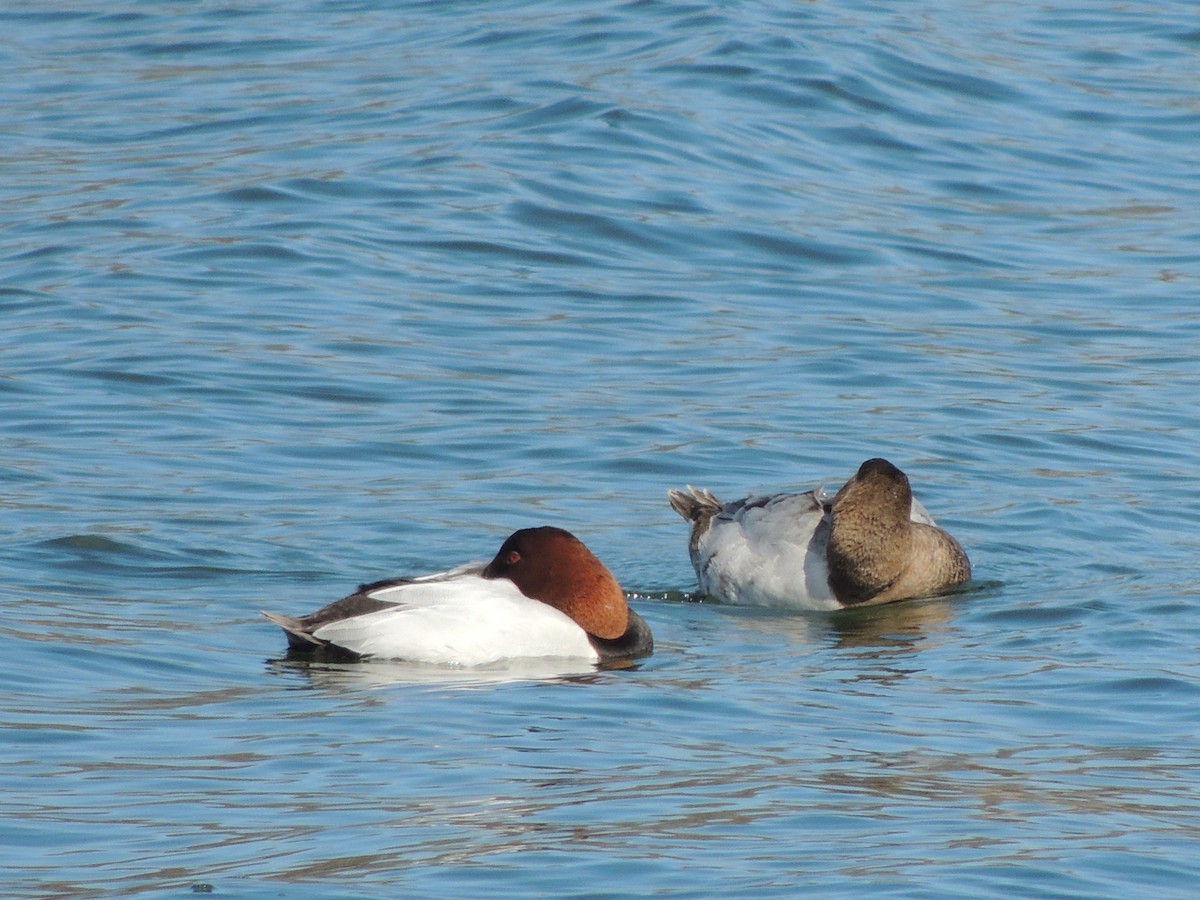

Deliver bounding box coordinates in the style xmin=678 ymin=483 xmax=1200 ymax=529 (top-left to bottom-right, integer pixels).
xmin=4 ymin=1 xmax=1200 ymax=896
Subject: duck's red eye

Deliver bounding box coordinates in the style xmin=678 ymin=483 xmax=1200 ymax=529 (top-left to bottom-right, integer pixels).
xmin=506 ymin=550 xmax=521 ymax=565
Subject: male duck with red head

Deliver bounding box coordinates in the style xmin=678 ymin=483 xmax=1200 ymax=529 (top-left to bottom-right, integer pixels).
xmin=265 ymin=526 xmax=652 ymax=667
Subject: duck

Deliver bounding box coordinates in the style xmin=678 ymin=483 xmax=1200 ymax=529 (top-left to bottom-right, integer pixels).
xmin=264 ymin=526 xmax=653 ymax=667
xmin=668 ymin=458 xmax=971 ymax=610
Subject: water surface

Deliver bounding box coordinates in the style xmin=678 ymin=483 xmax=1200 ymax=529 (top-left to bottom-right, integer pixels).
xmin=3 ymin=1 xmax=1200 ymax=897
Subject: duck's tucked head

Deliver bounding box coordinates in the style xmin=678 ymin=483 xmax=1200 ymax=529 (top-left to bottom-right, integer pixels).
xmin=835 ymin=457 xmax=913 ymax=522
xmin=826 ymin=458 xmax=917 ymax=603
xmin=482 ymin=526 xmax=629 ymax=639
xmin=827 ymin=458 xmax=972 ymax=605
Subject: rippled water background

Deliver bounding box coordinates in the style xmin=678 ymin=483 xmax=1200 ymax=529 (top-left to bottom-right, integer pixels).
xmin=4 ymin=1 xmax=1200 ymax=896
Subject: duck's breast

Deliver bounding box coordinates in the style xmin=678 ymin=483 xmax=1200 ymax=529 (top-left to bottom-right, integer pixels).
xmin=311 ymin=575 xmax=597 ymax=665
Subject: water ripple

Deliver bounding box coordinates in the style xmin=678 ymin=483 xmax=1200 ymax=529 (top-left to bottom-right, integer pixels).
xmin=3 ymin=0 xmax=1200 ymax=896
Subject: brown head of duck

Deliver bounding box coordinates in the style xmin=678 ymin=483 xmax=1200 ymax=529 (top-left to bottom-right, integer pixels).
xmin=482 ymin=526 xmax=630 ymax=639
xmin=826 ymin=458 xmax=971 ymax=606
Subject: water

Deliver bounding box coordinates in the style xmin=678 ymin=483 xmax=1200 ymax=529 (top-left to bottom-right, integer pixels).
xmin=3 ymin=1 xmax=1200 ymax=896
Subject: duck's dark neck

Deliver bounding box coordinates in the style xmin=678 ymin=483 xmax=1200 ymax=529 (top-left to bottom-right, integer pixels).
xmin=587 ymin=609 xmax=654 ymax=664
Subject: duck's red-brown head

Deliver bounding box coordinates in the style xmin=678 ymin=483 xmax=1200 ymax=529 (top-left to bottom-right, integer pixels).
xmin=482 ymin=526 xmax=629 ymax=639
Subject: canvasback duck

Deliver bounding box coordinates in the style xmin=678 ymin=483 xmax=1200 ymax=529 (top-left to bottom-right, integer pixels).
xmin=263 ymin=526 xmax=653 ymax=667
xmin=668 ymin=458 xmax=971 ymax=610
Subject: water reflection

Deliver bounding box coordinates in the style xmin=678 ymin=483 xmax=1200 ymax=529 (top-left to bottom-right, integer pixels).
xmin=707 ymin=594 xmax=963 ymax=656
xmin=265 ymin=655 xmax=636 ymax=691
xmin=827 ymin=595 xmax=962 ymax=653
